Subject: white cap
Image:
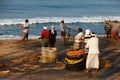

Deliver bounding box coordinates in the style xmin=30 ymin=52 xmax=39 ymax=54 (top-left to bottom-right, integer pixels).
xmin=43 ymin=26 xmax=47 ymax=29
xmin=85 ymin=29 xmax=91 ymax=35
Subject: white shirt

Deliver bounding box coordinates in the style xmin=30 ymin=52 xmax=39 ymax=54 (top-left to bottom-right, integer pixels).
xmin=23 ymin=23 xmax=29 ymax=33
xmin=60 ymin=23 xmax=66 ymax=32
xmin=75 ymin=32 xmax=83 ymax=43
xmin=86 ymin=37 xmax=100 ymax=54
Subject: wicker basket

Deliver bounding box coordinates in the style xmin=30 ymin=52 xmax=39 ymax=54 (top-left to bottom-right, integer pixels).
xmin=65 ymin=50 xmax=86 ymax=71
xmin=39 ymin=55 xmax=56 ymax=63
xmin=40 ymin=47 xmax=57 ymax=63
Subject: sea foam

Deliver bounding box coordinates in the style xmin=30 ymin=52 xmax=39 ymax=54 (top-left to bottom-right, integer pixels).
xmin=0 ymin=16 xmax=120 ymax=25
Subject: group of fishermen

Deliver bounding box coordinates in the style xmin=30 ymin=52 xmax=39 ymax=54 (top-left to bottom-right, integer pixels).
xmin=104 ymin=19 xmax=120 ymax=44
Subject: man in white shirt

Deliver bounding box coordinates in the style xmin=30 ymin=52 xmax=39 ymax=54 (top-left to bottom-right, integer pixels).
xmin=60 ymin=20 xmax=67 ymax=45
xmin=21 ymin=19 xmax=29 ymax=40
xmin=73 ymin=28 xmax=84 ymax=50
xmin=84 ymin=32 xmax=100 ymax=73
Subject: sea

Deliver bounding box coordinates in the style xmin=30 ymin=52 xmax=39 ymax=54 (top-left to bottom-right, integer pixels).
xmin=0 ymin=0 xmax=120 ymax=40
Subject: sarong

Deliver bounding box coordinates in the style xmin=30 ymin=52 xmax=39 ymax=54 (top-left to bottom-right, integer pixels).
xmin=86 ymin=54 xmax=99 ymax=69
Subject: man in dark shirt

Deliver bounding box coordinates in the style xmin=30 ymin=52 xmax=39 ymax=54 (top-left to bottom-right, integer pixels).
xmin=49 ymin=25 xmax=57 ymax=47
xmin=104 ymin=20 xmax=112 ymax=38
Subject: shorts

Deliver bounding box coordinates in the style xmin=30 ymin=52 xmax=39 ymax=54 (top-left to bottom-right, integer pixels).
xmin=106 ymin=30 xmax=111 ymax=34
xmin=22 ymin=32 xmax=28 ymax=40
xmin=61 ymin=31 xmax=66 ymax=37
xmin=112 ymin=30 xmax=119 ymax=37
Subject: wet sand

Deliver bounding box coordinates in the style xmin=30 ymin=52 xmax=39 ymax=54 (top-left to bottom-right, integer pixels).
xmin=0 ymin=37 xmax=120 ymax=80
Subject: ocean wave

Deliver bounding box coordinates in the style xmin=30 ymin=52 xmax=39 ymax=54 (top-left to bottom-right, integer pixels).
xmin=0 ymin=16 xmax=120 ymax=25
xmin=0 ymin=34 xmax=106 ymax=40
xmin=0 ymin=35 xmax=40 ymax=40
xmin=0 ymin=35 xmax=62 ymax=40
xmin=0 ymin=35 xmax=21 ymax=40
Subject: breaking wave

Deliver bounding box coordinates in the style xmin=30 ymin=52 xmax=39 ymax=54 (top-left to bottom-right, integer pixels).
xmin=0 ymin=16 xmax=120 ymax=25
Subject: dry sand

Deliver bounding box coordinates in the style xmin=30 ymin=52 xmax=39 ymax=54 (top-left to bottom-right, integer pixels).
xmin=0 ymin=37 xmax=120 ymax=80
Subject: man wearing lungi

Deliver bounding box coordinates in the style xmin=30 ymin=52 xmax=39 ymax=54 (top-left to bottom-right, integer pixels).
xmin=84 ymin=32 xmax=100 ymax=73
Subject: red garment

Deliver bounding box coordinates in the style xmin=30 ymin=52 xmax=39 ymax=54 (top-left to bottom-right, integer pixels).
xmin=112 ymin=30 xmax=119 ymax=37
xmin=41 ymin=29 xmax=50 ymax=39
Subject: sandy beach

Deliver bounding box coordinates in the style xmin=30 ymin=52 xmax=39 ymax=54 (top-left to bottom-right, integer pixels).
xmin=0 ymin=37 xmax=120 ymax=80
